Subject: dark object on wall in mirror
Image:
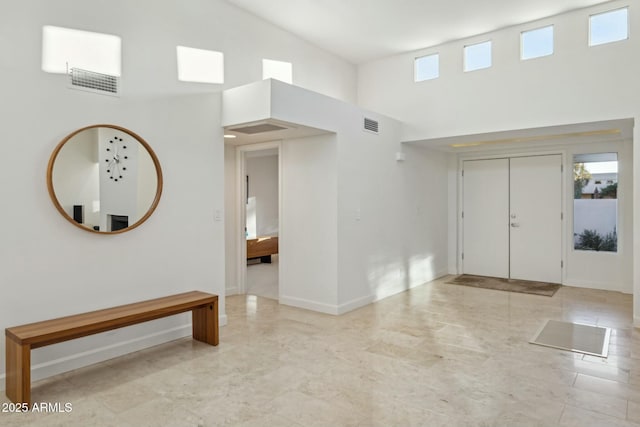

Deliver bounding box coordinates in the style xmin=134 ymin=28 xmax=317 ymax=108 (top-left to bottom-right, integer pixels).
xmin=73 ymin=205 xmax=84 ymax=224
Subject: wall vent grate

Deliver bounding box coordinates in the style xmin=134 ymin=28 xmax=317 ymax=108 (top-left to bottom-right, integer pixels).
xmin=364 ymin=117 xmax=379 ymax=134
xmin=68 ymin=67 xmax=120 ymax=96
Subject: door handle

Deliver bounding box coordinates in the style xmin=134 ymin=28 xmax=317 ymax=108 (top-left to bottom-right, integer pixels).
xmin=511 ymin=222 xmax=520 ymax=228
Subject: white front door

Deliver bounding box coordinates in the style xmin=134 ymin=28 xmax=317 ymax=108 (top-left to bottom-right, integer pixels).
xmin=462 ymin=155 xmax=562 ymax=283
xmin=509 ymin=155 xmax=562 ymax=283
xmin=462 ymin=158 xmax=510 ymax=278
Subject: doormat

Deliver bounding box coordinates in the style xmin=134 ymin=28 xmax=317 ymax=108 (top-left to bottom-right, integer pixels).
xmin=446 ymin=274 xmax=561 ymax=296
xmin=530 ymin=320 xmax=610 ymax=357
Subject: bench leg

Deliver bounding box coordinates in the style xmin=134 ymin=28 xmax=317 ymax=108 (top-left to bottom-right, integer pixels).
xmin=6 ymin=335 xmax=30 ymax=405
xmin=192 ymin=299 xmax=219 ymax=346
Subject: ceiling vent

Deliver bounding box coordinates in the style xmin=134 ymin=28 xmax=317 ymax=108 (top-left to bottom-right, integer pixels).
xmin=364 ymin=117 xmax=379 ymax=134
xmin=230 ymin=123 xmax=289 ymax=134
xmin=68 ymin=67 xmax=120 ymax=96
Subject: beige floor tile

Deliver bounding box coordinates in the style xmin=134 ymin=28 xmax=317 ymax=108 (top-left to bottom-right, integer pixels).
xmin=628 ymin=400 xmax=640 ymax=424
xmin=565 ymin=386 xmax=628 ymax=419
xmin=5 ymin=276 xmax=639 ymax=427
xmin=261 ymin=390 xmax=366 ymax=426
xmin=560 ymin=404 xmax=640 ymax=427
xmin=29 ymin=397 xmax=129 ymax=427
xmin=233 ymin=413 xmax=303 ymax=427
xmin=118 ymin=397 xmax=203 ymax=427
xmin=574 ymin=373 xmax=640 ymax=402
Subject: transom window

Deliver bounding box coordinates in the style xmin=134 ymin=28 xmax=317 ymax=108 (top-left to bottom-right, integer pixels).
xmin=176 ymin=46 xmax=224 ymax=84
xmin=589 ymin=7 xmax=629 ymax=46
xmin=521 ymin=25 xmax=554 ymax=60
xmin=262 ymin=59 xmax=293 ymax=84
xmin=464 ymin=41 xmax=492 ymax=72
xmin=414 ymin=53 xmax=439 ymax=82
xmin=42 ymin=26 xmax=121 ymax=75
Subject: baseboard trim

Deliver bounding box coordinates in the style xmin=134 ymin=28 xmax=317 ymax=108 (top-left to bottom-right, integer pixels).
xmin=337 ymin=295 xmax=375 ymax=315
xmin=226 ymin=286 xmax=239 ymax=296
xmin=219 ymin=314 xmax=228 ymax=326
xmin=0 ymin=314 xmax=229 ymax=392
xmin=563 ymin=279 xmax=631 ymax=294
xmin=373 ymin=270 xmax=450 ymax=303
xmin=279 ymin=295 xmax=340 ymax=315
xmin=279 ymin=272 xmax=450 ymax=316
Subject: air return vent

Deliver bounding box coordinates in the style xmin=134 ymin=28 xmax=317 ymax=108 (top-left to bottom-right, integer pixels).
xmin=68 ymin=67 xmax=120 ymax=96
xmin=230 ymin=123 xmax=288 ymax=134
xmin=364 ymin=117 xmax=379 ymax=134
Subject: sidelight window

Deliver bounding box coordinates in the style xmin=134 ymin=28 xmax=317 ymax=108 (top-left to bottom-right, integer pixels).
xmin=573 ymin=153 xmax=618 ymax=252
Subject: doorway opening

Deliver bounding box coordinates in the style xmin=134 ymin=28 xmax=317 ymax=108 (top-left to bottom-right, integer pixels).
xmin=237 ymin=142 xmax=281 ymax=300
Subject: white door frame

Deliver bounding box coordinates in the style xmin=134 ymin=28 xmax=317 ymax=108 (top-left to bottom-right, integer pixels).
xmin=235 ymin=141 xmax=282 ymax=296
xmin=457 ymin=150 xmax=566 ymax=283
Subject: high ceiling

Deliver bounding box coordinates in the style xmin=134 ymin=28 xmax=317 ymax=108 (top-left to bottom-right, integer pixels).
xmin=226 ymin=0 xmax=613 ymax=64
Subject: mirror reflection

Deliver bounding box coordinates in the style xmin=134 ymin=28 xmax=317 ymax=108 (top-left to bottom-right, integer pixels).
xmin=48 ymin=125 xmax=162 ymax=233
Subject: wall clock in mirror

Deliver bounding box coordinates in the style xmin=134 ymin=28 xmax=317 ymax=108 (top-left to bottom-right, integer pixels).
xmin=105 ymin=135 xmax=128 ymax=182
xmin=47 ymin=124 xmax=163 ymax=234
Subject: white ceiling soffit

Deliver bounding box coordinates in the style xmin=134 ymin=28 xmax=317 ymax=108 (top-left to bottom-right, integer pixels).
xmin=405 ymin=119 xmax=634 ymax=152
xmin=224 ymin=119 xmax=331 ymax=145
xmin=225 ymin=0 xmax=612 ymax=64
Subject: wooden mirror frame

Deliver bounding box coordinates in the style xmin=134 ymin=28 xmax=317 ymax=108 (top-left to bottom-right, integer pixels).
xmin=46 ymin=124 xmax=163 ymax=234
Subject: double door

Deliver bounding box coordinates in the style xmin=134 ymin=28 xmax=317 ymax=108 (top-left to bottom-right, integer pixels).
xmin=462 ymin=155 xmax=562 ymax=283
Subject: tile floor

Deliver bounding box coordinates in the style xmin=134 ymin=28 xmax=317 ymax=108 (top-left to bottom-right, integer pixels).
xmin=246 ymin=255 xmax=278 ymax=300
xmin=2 ymin=275 xmax=639 ymax=426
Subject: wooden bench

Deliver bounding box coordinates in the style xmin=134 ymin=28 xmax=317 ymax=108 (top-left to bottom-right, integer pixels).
xmin=5 ymin=291 xmax=218 ymax=405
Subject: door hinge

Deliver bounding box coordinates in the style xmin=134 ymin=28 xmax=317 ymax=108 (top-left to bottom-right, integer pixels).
xmin=561 ymin=212 xmax=563 ymax=220
xmin=462 ymin=170 xmax=464 ymax=177
xmin=462 ymin=253 xmax=464 ymax=260
xmin=561 ymin=164 xmax=564 ymax=173
xmin=462 ymin=211 xmax=464 ymax=219
xmin=561 ymin=260 xmax=564 ymax=268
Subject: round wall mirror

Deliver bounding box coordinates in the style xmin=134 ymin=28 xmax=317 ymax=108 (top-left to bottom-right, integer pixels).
xmin=47 ymin=124 xmax=163 ymax=234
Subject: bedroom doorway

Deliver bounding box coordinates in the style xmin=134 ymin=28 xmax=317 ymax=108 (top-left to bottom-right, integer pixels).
xmin=237 ymin=142 xmax=281 ymax=300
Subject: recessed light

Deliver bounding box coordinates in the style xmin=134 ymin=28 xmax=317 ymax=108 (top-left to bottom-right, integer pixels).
xmin=223 ymin=134 xmax=237 ymax=139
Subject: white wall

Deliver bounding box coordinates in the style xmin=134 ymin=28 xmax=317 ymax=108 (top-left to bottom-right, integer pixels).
xmin=358 ymin=0 xmax=640 ymax=141
xmin=0 ymin=0 xmax=356 ymax=385
xmin=269 ymin=81 xmax=450 ymax=312
xmin=358 ymin=0 xmax=639 ymax=303
xmin=246 ymin=155 xmax=279 ymax=237
xmin=335 ymin=114 xmax=450 ymax=311
xmin=224 ymin=145 xmax=239 ymax=295
xmin=226 ymin=80 xmax=450 ymax=314
xmin=280 ymin=135 xmax=339 ymax=312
